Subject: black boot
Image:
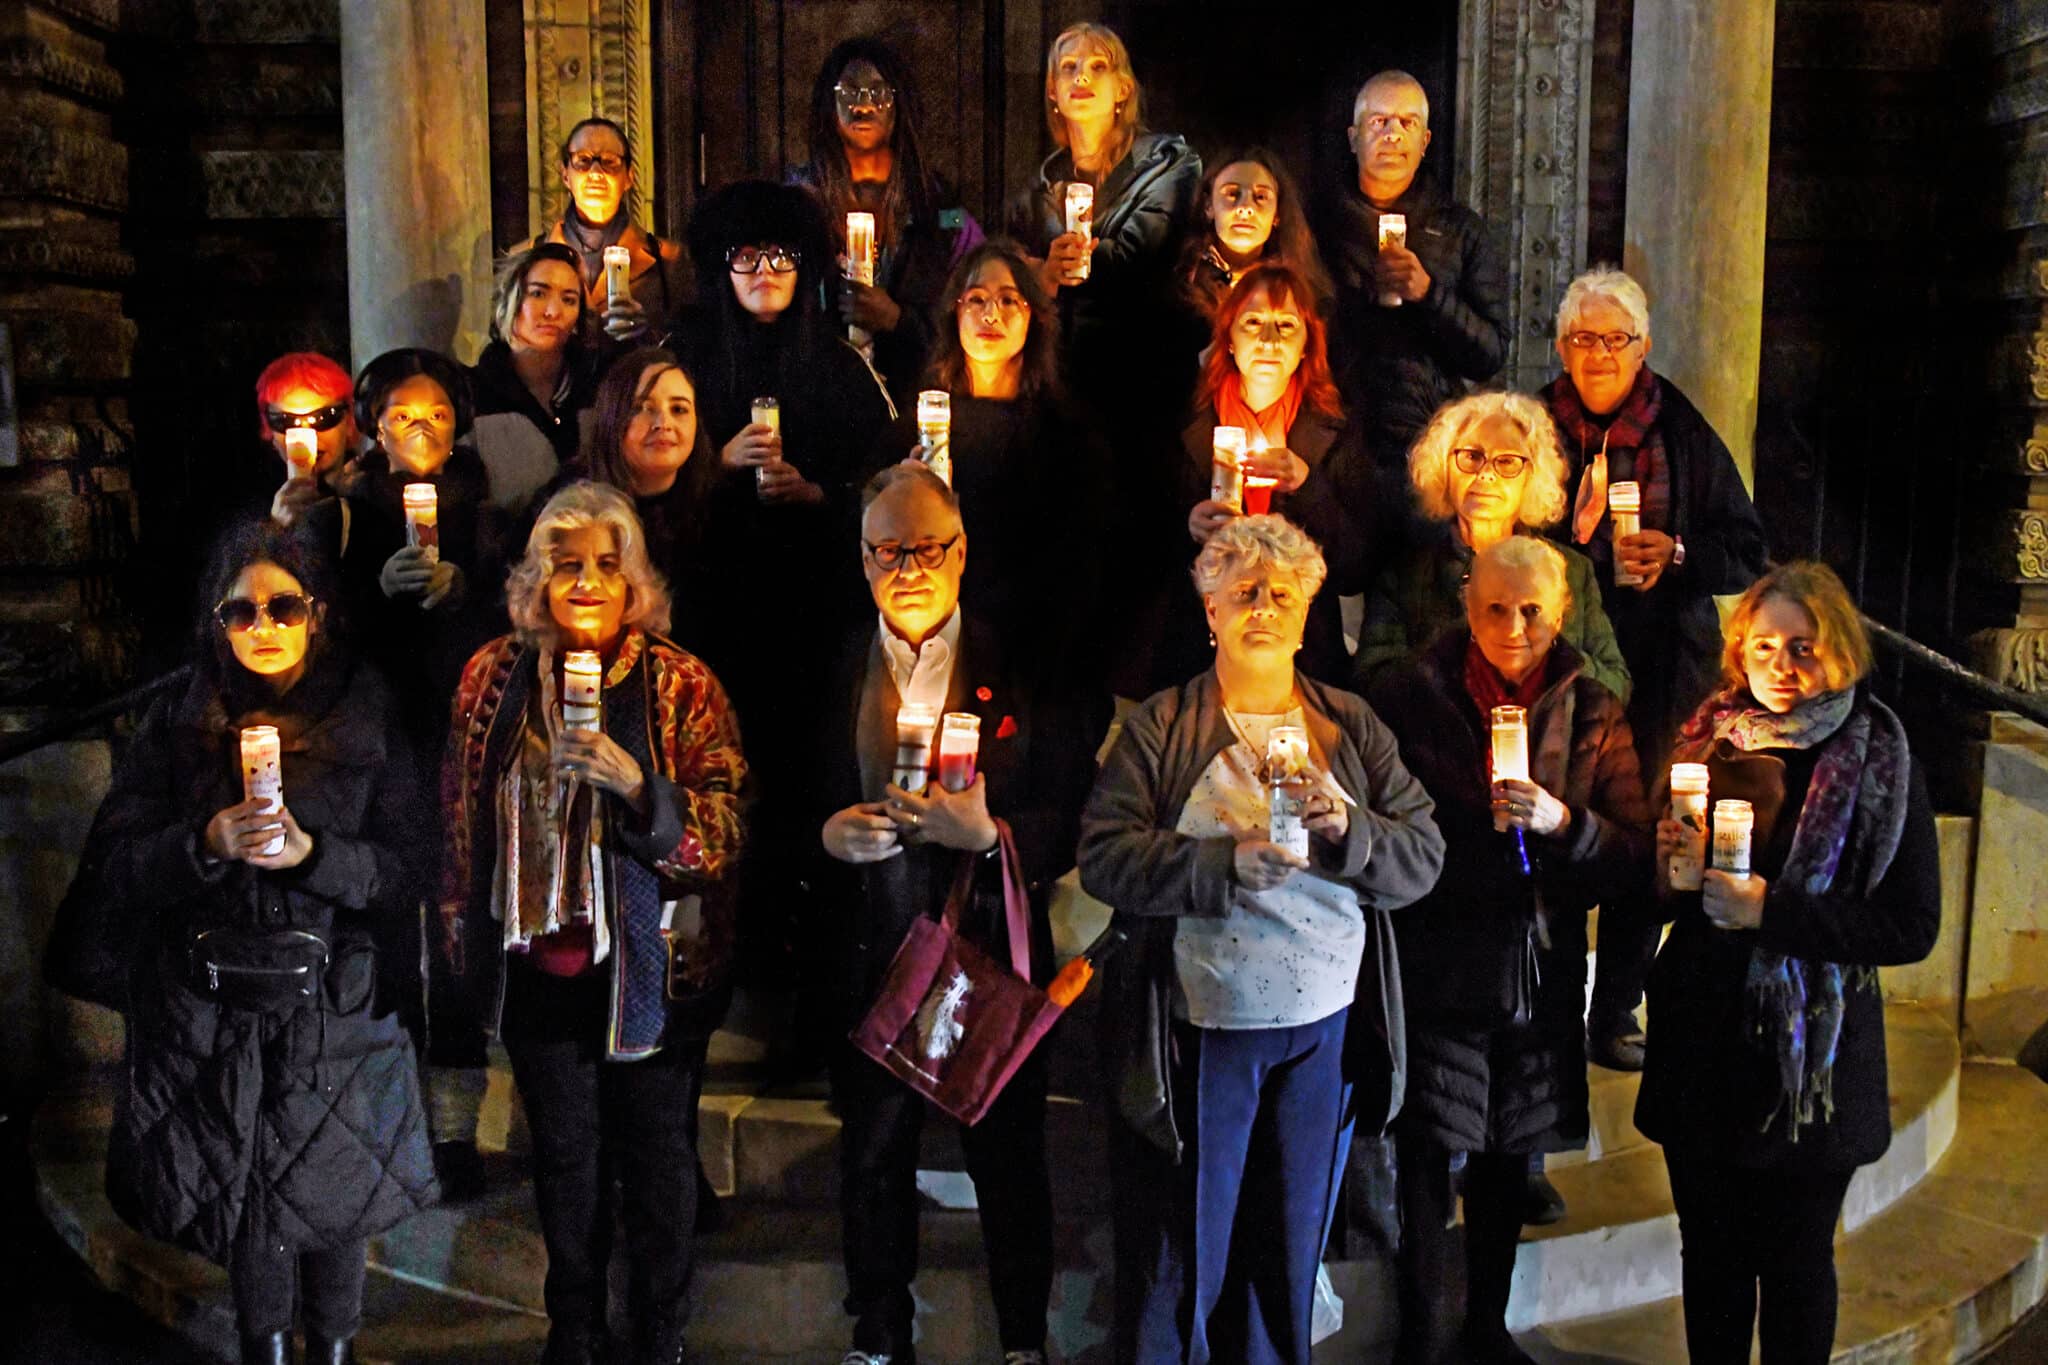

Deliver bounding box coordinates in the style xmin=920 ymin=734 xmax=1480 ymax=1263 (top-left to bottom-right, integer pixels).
xmin=635 ymin=1307 xmax=689 ymax=1365
xmin=304 ymin=1334 xmax=356 ymax=1365
xmin=241 ymin=1331 xmax=292 ymax=1365
xmin=541 ymin=1320 xmax=605 ymax=1365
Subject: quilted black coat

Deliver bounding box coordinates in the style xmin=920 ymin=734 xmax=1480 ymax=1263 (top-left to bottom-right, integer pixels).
xmin=73 ymin=655 xmax=436 ymax=1263
xmin=1366 ymin=631 xmax=1651 ymax=1154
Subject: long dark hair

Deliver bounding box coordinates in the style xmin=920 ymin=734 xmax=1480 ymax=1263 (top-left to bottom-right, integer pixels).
xmin=926 ymin=239 xmax=1061 ymax=404
xmin=193 ymin=517 xmax=343 ymax=700
xmin=584 ymin=347 xmax=719 ymax=517
xmin=801 ymin=36 xmax=937 ymax=249
xmin=683 ymin=180 xmax=841 ymax=420
xmin=1178 ymin=147 xmax=1333 ymax=315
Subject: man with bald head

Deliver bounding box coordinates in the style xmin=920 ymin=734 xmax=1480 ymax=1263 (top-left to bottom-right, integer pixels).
xmin=813 ymin=462 xmax=1093 ymax=1365
xmin=1324 ymin=69 xmax=1511 ymax=467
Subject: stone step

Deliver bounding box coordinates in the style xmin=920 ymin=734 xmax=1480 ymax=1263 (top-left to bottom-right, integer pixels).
xmin=1507 ymin=1001 xmax=1961 ymax=1327
xmin=1526 ymin=1061 xmax=2048 ymax=1363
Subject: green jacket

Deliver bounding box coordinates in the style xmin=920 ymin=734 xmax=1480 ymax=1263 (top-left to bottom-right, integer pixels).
xmin=1353 ymin=525 xmax=1632 ymax=705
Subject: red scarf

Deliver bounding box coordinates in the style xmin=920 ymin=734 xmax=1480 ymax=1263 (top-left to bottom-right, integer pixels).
xmin=1543 ymin=366 xmax=1670 ymax=549
xmin=1462 ymin=635 xmax=1550 ymax=724
xmin=1214 ymin=371 xmax=1304 ymax=451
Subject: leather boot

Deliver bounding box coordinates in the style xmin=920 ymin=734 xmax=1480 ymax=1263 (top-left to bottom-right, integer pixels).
xmin=241 ymin=1331 xmax=292 ymax=1365
xmin=304 ymin=1334 xmax=356 ymax=1365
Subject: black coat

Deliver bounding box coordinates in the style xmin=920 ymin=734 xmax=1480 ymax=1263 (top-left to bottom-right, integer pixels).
xmin=1543 ymin=374 xmax=1770 ymax=770
xmin=1634 ymin=695 xmax=1942 ymax=1171
xmin=808 ymin=615 xmax=1096 ymax=1028
xmin=467 ymin=339 xmax=602 ymax=511
xmin=1078 ymin=669 xmax=1445 ymax=1159
xmin=1367 ymin=632 xmax=1651 ymax=1153
xmin=76 ymin=657 xmax=435 ymax=1262
xmin=1165 ymin=405 xmax=1393 ymax=689
xmin=1322 ymin=175 xmax=1510 ymax=465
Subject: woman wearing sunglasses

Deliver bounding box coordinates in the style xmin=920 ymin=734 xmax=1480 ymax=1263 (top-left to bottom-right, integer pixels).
xmin=530 ymin=116 xmax=690 ymax=344
xmin=1354 ymin=391 xmax=1629 ymax=704
xmin=675 ymin=179 xmax=894 ymax=999
xmin=252 ymin=350 xmax=360 ymax=539
xmin=65 ymin=518 xmax=435 ymax=1365
xmin=791 ymin=36 xmax=985 ymax=409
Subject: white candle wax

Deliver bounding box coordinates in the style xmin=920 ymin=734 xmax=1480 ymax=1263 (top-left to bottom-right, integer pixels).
xmin=402 ymin=483 xmax=439 ymax=565
xmin=1668 ymin=762 xmax=1711 ymax=890
xmin=240 ymin=725 xmax=285 ymax=856
xmin=562 ymin=650 xmax=603 ymax=730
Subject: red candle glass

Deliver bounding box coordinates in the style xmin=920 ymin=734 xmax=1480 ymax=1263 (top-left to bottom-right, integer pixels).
xmin=936 ymin=712 xmax=981 ymax=793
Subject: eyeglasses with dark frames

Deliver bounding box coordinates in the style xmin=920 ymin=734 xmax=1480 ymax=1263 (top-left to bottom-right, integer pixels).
xmin=1451 ymin=448 xmax=1530 ymax=480
xmin=726 ymin=245 xmax=801 ymax=275
xmin=215 ymin=593 xmax=314 ymax=633
xmin=566 ymin=152 xmax=628 ymax=176
xmin=863 ymin=534 xmax=961 ymax=572
xmin=264 ymin=401 xmax=350 ymax=433
xmin=1563 ymin=330 xmax=1641 ymax=354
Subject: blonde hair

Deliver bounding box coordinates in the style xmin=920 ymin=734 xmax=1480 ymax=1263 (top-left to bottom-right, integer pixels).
xmin=1556 ymin=265 xmax=1651 ymax=343
xmin=1407 ymin=391 xmax=1570 ymax=529
xmin=505 ymin=481 xmax=672 ymax=646
xmin=1045 ymin=23 xmax=1142 ymax=168
xmin=1721 ymin=560 xmax=1873 ymax=694
xmin=1191 ymin=514 xmax=1328 ymax=601
xmin=1468 ymin=534 xmax=1572 ymax=620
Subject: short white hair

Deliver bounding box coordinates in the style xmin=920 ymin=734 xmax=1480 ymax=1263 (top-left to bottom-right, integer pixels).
xmin=1556 ymin=266 xmax=1650 ymax=344
xmin=1407 ymin=391 xmax=1571 ymax=530
xmin=1191 ymin=514 xmax=1328 ymax=601
xmin=1467 ymin=534 xmax=1572 ymax=622
xmin=1352 ymin=70 xmax=1429 ymax=128
xmin=505 ymin=481 xmax=671 ymax=646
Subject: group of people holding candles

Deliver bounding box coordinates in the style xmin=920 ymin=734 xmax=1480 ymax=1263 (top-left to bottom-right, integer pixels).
xmin=49 ymin=17 xmax=1945 ymax=1365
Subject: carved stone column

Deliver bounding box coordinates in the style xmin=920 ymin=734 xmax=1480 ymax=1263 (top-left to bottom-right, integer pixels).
xmin=1620 ymin=0 xmax=1776 ymax=483
xmin=340 ymin=0 xmax=495 ymax=365
xmin=524 ymin=0 xmax=654 ymax=241
xmin=1455 ymin=0 xmax=1596 ymax=392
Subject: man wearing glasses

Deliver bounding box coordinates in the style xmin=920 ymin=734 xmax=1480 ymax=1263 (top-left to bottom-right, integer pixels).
xmin=813 ymin=463 xmax=1092 ymax=1365
xmin=1323 ymin=69 xmax=1511 ymax=468
xmin=532 ymin=117 xmax=690 ymax=343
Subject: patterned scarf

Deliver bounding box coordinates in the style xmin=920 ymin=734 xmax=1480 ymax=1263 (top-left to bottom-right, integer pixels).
xmin=1214 ymin=370 xmax=1305 ymax=453
xmin=1544 ymin=367 xmax=1671 ymax=556
xmin=1672 ymin=686 xmax=1913 ymax=1138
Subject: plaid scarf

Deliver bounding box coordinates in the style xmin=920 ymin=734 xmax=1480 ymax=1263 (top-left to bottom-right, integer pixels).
xmin=1544 ymin=367 xmax=1672 ymax=560
xmin=1672 ymin=686 xmax=1912 ymax=1139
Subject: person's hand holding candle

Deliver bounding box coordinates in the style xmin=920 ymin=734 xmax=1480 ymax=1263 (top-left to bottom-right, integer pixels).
xmin=838 ymin=278 xmax=903 ymax=333
xmin=270 ymin=475 xmax=322 ymax=528
xmin=1242 ymin=440 xmax=1309 ymax=494
xmin=1701 ymin=866 xmax=1766 ymax=930
xmin=1490 ymin=776 xmax=1569 ymax=836
xmin=720 ymin=421 xmax=782 ymax=475
xmin=882 ymin=775 xmax=998 ymax=852
xmin=602 ymin=294 xmax=649 ymax=342
xmin=1299 ymin=783 xmax=1349 ymax=845
xmin=379 ymin=545 xmax=438 ymax=600
xmin=1615 ymin=528 xmax=1677 ymax=591
xmin=205 ymin=796 xmax=291 ymax=864
xmin=552 ymin=728 xmax=649 ymax=814
xmin=823 ymin=802 xmax=903 ymax=863
xmin=1039 ymin=230 xmax=1094 ymax=291
xmin=1187 ymin=499 xmax=1237 ymax=545
xmin=1373 ymin=242 xmax=1432 ymax=303
xmin=1232 ymin=839 xmax=1309 ymax=890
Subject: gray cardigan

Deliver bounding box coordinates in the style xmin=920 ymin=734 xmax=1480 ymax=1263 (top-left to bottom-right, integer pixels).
xmin=1078 ymin=669 xmax=1446 ymax=1160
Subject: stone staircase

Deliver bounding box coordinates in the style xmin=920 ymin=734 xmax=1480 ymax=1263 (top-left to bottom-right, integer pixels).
xmin=29 ymin=872 xmax=2048 ymax=1362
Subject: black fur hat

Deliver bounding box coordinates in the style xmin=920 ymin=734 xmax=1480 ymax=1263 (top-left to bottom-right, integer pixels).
xmin=685 ymin=178 xmax=834 ymax=292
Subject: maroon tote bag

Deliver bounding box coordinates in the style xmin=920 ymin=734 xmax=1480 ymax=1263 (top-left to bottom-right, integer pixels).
xmin=849 ymin=819 xmax=1067 ymax=1126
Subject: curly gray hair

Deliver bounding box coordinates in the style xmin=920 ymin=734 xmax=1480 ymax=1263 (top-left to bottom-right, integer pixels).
xmin=1466 ymin=534 xmax=1572 ymax=622
xmin=505 ymin=481 xmax=672 ymax=646
xmin=1555 ymin=265 xmax=1651 ymax=344
xmin=1191 ymin=514 xmax=1328 ymax=601
xmin=1407 ymin=391 xmax=1570 ymax=530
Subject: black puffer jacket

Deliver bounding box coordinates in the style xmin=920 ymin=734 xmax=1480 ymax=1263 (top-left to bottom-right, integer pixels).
xmin=1322 ymin=175 xmax=1509 ymax=466
xmin=1366 ymin=632 xmax=1650 ymax=1153
xmin=77 ymin=656 xmax=436 ymax=1263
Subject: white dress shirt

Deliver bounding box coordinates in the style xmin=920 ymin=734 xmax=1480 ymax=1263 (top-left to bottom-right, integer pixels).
xmin=878 ymin=608 xmax=961 ymax=712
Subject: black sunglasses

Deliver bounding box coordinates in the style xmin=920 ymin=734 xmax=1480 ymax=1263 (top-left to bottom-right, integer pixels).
xmin=265 ymin=401 xmax=350 ymax=433
xmin=215 ymin=593 xmax=314 ymax=633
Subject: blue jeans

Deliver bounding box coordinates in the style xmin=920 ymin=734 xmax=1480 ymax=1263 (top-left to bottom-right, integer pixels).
xmin=1113 ymin=1007 xmax=1354 ymax=1365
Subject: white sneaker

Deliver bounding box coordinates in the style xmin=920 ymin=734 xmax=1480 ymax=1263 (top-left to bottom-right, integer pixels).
xmin=839 ymin=1353 xmax=892 ymax=1365
xmin=1003 ymin=1353 xmax=1047 ymax=1365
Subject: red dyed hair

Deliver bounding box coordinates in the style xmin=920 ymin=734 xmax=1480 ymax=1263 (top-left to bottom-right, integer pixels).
xmin=1195 ymin=263 xmax=1342 ymax=422
xmin=253 ymin=351 xmax=352 ymax=439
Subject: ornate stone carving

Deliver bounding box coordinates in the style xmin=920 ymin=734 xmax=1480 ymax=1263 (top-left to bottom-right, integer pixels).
xmin=1991 ymin=510 xmax=2048 ymax=583
xmin=0 ymin=122 xmax=126 ymax=212
xmin=31 ymin=0 xmax=118 ymax=34
xmin=192 ymin=0 xmax=340 ymax=45
xmin=0 ymin=37 xmax=123 ymax=105
xmin=0 ymin=233 xmax=133 ymax=284
xmin=2 ymin=312 xmax=135 ymax=386
xmin=527 ymin=0 xmax=652 ymax=240
xmin=200 ymin=149 xmax=345 ymax=220
xmin=1974 ymin=627 xmax=2048 ymax=694
xmin=1455 ymin=0 xmax=1595 ymax=390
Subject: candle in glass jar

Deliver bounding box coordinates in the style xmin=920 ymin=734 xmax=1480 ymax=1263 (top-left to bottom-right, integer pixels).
xmin=602 ymin=245 xmax=633 ymax=308
xmin=1668 ymin=763 xmax=1711 ymax=890
xmin=561 ymin=650 xmax=603 ymax=730
xmin=1243 ymin=432 xmax=1277 ymax=516
xmin=1610 ymin=481 xmax=1643 ymax=585
xmin=402 ymin=483 xmax=439 ymax=564
xmin=845 ymin=212 xmax=877 ymax=286
xmin=917 ymin=390 xmax=952 ymax=486
xmin=936 ymin=712 xmax=981 ymax=793
xmin=1065 ymin=183 xmax=1094 ymax=282
xmin=892 ymin=703 xmax=938 ymax=796
xmin=1211 ymin=426 xmax=1247 ymax=514
xmin=1490 ymin=704 xmax=1530 ymax=831
xmin=751 ymin=397 xmax=780 ymax=491
xmin=1266 ymin=725 xmax=1311 ymax=858
xmin=283 ymin=427 xmax=318 ymax=481
xmin=1377 ymin=213 xmax=1408 ymax=307
xmin=1712 ymin=799 xmax=1754 ymax=879
xmin=240 ymin=725 xmax=286 ymax=856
